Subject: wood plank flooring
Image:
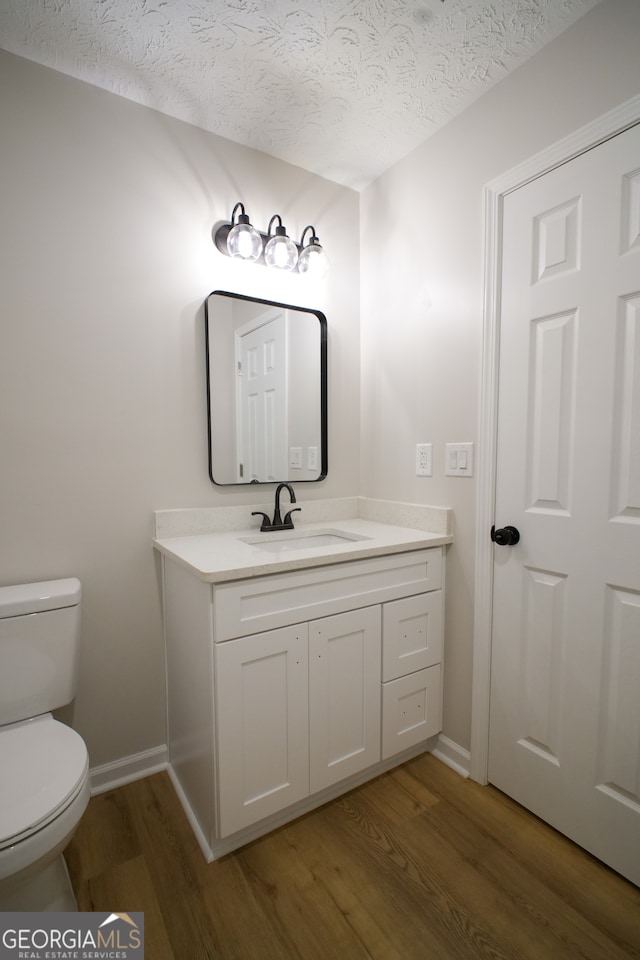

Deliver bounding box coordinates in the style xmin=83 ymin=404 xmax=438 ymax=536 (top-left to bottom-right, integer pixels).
xmin=65 ymin=753 xmax=640 ymax=960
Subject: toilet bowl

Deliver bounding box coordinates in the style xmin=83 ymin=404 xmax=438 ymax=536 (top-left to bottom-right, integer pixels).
xmin=0 ymin=714 xmax=90 ymax=910
xmin=0 ymin=578 xmax=89 ymax=911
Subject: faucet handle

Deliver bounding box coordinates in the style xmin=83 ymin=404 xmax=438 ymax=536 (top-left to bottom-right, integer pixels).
xmin=283 ymin=508 xmax=301 ymax=528
xmin=251 ymin=511 xmax=272 ymax=531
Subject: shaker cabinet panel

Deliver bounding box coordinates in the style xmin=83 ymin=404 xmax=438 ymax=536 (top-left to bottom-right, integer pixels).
xmin=215 ymin=624 xmax=309 ymax=837
xmin=308 ymin=606 xmax=381 ymax=793
xmin=382 ymin=665 xmax=442 ymax=760
xmin=382 ymin=591 xmax=443 ymax=682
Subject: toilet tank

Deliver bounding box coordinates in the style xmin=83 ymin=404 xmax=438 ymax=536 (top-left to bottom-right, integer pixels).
xmin=0 ymin=578 xmax=82 ymax=726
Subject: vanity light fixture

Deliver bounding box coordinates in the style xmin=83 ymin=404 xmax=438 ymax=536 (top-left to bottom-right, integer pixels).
xmin=214 ymin=203 xmax=328 ymax=275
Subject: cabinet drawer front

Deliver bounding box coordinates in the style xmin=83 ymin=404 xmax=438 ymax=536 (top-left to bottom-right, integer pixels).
xmin=381 ymin=665 xmax=442 ymax=760
xmin=382 ymin=591 xmax=443 ymax=682
xmin=215 ymin=624 xmax=309 ymax=837
xmin=214 ymin=548 xmax=442 ymax=641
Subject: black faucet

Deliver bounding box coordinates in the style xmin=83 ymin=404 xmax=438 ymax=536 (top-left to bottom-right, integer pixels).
xmin=252 ymin=483 xmax=301 ymax=532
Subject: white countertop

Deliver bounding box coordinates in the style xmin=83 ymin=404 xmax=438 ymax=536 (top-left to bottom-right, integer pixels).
xmin=153 ymin=517 xmax=452 ymax=583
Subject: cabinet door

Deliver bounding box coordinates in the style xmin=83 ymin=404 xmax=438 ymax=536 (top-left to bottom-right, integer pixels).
xmin=382 ymin=664 xmax=442 ymax=760
xmin=309 ymin=606 xmax=381 ymax=793
xmin=382 ymin=591 xmax=443 ymax=682
xmin=215 ymin=624 xmax=309 ymax=837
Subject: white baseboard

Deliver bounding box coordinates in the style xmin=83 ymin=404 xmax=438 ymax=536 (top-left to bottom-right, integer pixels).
xmin=432 ymin=734 xmax=471 ymax=779
xmin=89 ymin=744 xmax=169 ymax=795
xmin=166 ymin=764 xmax=214 ymax=862
xmin=88 ymin=737 xmax=469 ymax=798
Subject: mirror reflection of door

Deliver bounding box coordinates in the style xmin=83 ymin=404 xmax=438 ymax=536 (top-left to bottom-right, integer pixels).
xmin=235 ymin=309 xmax=287 ymax=482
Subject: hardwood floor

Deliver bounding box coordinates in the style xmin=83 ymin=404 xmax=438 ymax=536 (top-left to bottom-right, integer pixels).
xmin=65 ymin=753 xmax=640 ymax=960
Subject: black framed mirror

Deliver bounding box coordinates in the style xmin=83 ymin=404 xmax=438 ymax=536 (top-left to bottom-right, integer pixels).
xmin=205 ymin=291 xmax=328 ymax=485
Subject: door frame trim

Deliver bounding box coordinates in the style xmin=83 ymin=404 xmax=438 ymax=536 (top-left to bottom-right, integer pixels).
xmin=470 ymin=93 xmax=640 ymax=785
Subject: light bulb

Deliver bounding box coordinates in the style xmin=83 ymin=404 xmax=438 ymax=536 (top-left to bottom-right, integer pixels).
xmin=227 ymin=220 xmax=263 ymax=261
xmin=297 ymin=242 xmax=328 ymax=278
xmin=297 ymin=225 xmax=327 ymax=278
xmin=264 ymin=220 xmax=298 ymax=271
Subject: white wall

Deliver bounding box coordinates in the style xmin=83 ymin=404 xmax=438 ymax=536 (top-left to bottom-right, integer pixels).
xmin=360 ymin=0 xmax=640 ymax=753
xmin=0 ymin=50 xmax=360 ymax=768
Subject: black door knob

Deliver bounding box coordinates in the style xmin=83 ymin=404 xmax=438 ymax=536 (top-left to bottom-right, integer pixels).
xmin=491 ymin=524 xmax=520 ymax=546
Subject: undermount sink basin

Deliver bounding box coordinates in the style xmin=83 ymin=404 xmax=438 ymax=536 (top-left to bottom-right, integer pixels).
xmin=241 ymin=529 xmax=369 ymax=553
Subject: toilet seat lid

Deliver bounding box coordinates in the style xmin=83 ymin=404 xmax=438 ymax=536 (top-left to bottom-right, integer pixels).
xmin=0 ymin=714 xmax=88 ymax=848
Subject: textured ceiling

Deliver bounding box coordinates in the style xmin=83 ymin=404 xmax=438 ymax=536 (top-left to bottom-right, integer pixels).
xmin=0 ymin=0 xmax=600 ymax=189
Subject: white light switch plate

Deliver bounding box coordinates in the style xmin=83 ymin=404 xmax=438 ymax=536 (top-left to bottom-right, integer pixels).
xmin=445 ymin=442 xmax=474 ymax=477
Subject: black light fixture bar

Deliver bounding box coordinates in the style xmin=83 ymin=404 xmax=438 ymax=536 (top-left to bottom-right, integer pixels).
xmin=214 ymin=203 xmax=327 ymax=276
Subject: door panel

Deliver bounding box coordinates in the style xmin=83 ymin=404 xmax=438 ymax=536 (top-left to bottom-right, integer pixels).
xmin=489 ymin=123 xmax=640 ymax=886
xmin=215 ymin=624 xmax=309 ymax=837
xmin=526 ymin=309 xmax=577 ymax=514
xmin=611 ymin=293 xmax=640 ymax=519
xmin=308 ymin=606 xmax=381 ymax=793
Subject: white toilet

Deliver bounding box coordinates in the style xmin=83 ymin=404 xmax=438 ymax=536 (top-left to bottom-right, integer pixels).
xmin=0 ymin=578 xmax=90 ymax=912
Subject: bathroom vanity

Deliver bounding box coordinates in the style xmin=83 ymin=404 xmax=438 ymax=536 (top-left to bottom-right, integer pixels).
xmin=154 ymin=502 xmax=452 ymax=860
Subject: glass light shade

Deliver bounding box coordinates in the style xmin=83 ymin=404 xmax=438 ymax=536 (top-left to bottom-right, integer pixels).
xmin=226 ymin=222 xmax=263 ymax=261
xmin=297 ymin=242 xmax=328 ymax=278
xmin=264 ymin=234 xmax=298 ymax=271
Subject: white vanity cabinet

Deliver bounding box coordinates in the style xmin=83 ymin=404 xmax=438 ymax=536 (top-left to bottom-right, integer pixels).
xmin=161 ymin=545 xmax=444 ymax=860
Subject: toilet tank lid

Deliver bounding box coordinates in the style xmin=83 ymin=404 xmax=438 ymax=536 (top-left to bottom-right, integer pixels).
xmin=0 ymin=578 xmax=81 ymax=618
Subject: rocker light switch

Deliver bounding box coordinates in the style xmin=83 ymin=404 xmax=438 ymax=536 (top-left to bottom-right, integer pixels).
xmin=445 ymin=442 xmax=474 ymax=477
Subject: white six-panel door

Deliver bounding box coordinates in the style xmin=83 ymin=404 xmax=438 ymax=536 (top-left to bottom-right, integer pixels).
xmin=236 ymin=308 xmax=287 ymax=481
xmin=489 ymin=123 xmax=640 ymax=886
